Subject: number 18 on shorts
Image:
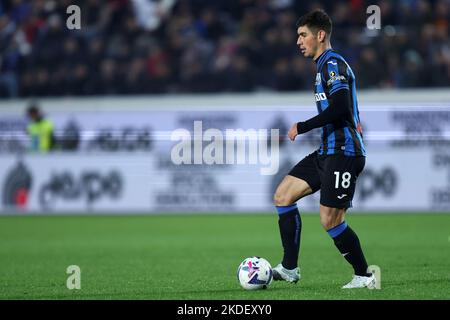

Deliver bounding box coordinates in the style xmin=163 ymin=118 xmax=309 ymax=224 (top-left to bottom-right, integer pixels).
xmin=289 ymin=152 xmax=365 ymax=209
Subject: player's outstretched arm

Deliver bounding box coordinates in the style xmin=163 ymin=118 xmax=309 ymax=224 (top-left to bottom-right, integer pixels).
xmin=296 ymin=88 xmax=351 ymax=135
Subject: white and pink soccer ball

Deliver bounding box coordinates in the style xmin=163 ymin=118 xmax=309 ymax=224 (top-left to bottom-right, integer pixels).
xmin=237 ymin=256 xmax=273 ymax=290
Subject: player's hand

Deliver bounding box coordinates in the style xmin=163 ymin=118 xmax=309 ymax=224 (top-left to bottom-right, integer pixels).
xmin=288 ymin=123 xmax=298 ymax=141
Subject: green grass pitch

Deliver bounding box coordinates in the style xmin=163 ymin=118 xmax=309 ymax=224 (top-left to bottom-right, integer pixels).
xmin=0 ymin=213 xmax=448 ymax=300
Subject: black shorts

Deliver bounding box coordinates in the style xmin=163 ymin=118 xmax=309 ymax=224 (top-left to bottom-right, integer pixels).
xmin=288 ymin=151 xmax=365 ymax=209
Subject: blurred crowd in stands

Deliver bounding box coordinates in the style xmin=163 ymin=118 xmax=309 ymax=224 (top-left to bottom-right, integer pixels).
xmin=0 ymin=0 xmax=449 ymax=98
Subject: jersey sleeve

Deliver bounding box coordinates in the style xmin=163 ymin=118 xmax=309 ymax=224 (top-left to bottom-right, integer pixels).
xmin=321 ymin=58 xmax=350 ymax=95
xmin=296 ymin=88 xmax=351 ymax=134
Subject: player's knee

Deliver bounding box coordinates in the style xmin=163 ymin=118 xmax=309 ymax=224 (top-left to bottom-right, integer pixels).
xmin=273 ymin=191 xmax=294 ymax=207
xmin=320 ymin=207 xmax=345 ymax=230
xmin=320 ymin=215 xmax=335 ymax=230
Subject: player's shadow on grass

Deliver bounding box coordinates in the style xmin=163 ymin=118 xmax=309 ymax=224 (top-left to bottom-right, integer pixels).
xmin=168 ymin=280 xmax=360 ymax=296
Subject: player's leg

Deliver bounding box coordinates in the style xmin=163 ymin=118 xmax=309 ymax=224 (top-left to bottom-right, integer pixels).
xmin=273 ymin=174 xmax=311 ymax=269
xmin=320 ymin=205 xmax=374 ymax=288
xmin=318 ymin=155 xmax=375 ymax=288
xmin=272 ymin=152 xmax=320 ymax=282
xmin=274 ymin=175 xmax=313 ymax=207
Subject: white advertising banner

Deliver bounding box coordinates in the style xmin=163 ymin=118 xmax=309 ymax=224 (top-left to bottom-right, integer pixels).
xmin=1 ymin=93 xmax=449 ymax=213
xmin=1 ymin=102 xmax=450 ymax=154
xmin=1 ymin=148 xmax=449 ymax=214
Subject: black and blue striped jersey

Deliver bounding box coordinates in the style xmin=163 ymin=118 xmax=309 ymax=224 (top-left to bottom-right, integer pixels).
xmin=313 ymin=49 xmax=366 ymax=156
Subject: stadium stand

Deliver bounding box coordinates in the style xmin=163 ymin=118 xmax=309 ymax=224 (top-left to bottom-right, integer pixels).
xmin=0 ymin=0 xmax=449 ymax=98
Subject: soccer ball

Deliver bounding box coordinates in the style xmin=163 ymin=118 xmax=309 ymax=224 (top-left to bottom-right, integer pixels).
xmin=237 ymin=256 xmax=273 ymax=290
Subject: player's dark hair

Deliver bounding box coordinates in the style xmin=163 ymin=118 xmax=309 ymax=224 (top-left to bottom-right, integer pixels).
xmin=296 ymin=9 xmax=332 ymax=37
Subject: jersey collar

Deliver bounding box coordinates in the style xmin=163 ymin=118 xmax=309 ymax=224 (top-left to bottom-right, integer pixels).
xmin=314 ymin=48 xmax=333 ymax=65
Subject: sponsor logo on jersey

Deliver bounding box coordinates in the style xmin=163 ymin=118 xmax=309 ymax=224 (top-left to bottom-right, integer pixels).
xmin=327 ymin=75 xmax=347 ymax=87
xmin=315 ymin=92 xmax=327 ymax=101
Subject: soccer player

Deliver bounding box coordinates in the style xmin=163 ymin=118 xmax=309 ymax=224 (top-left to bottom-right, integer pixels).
xmin=272 ymin=10 xmax=376 ymax=289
